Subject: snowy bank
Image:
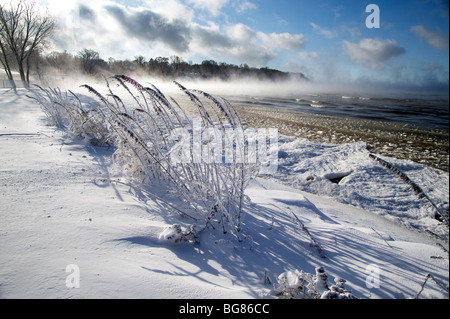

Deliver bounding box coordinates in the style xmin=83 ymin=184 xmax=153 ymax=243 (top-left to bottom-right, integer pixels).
xmin=0 ymin=88 xmax=448 ymax=299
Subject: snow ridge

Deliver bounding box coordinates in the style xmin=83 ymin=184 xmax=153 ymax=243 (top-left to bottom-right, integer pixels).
xmin=369 ymin=153 xmax=449 ymax=226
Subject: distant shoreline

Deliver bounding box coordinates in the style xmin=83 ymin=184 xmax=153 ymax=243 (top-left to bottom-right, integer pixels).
xmin=233 ymin=103 xmax=449 ymax=172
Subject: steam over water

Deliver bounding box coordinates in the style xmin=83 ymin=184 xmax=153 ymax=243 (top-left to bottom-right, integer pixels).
xmin=232 ymin=93 xmax=449 ymax=130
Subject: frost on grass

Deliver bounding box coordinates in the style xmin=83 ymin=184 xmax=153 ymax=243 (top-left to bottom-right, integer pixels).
xmin=27 ymin=85 xmax=112 ymax=146
xmin=28 ymin=75 xmax=268 ymax=242
xmin=272 ymin=267 xmax=357 ymax=299
xmin=159 ymin=224 xmax=200 ymax=244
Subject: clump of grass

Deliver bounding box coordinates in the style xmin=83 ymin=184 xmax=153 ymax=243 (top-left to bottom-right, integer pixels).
xmin=30 ymin=75 xmax=263 ymax=241
xmin=272 ymin=267 xmax=357 ymax=299
xmin=27 ymin=85 xmax=111 ymax=146
xmin=91 ymin=75 xmax=260 ymax=240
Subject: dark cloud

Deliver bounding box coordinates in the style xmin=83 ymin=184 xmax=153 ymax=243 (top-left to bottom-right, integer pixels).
xmin=104 ymin=4 xmax=192 ymax=53
xmin=79 ymin=4 xmax=96 ymax=21
xmin=192 ymin=25 xmax=232 ymax=49
xmin=192 ymin=24 xmax=280 ymax=66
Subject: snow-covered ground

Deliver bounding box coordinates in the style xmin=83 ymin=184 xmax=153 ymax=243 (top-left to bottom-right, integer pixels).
xmin=0 ymin=88 xmax=448 ymax=299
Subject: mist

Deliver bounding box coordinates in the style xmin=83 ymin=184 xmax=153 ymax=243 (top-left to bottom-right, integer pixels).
xmin=166 ymin=77 xmax=450 ymax=98
xmin=31 ymin=50 xmax=449 ymax=102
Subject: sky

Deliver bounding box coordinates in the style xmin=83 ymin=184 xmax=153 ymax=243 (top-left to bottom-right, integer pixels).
xmin=34 ymin=0 xmax=449 ymax=91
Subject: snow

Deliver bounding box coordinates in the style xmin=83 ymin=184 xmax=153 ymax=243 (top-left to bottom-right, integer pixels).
xmin=0 ymin=88 xmax=448 ymax=299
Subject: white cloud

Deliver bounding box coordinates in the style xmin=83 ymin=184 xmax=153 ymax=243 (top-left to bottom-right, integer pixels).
xmin=311 ymin=22 xmax=338 ymax=39
xmin=212 ymin=24 xmax=274 ymax=65
xmin=186 ymin=0 xmax=230 ymax=16
xmin=411 ymin=25 xmax=449 ymax=50
xmin=258 ymin=32 xmax=306 ymax=51
xmin=141 ymin=0 xmax=195 ymax=22
xmin=298 ymin=51 xmax=319 ymax=61
xmin=344 ymin=38 xmax=406 ymax=69
xmin=186 ymin=0 xmax=256 ymax=16
xmin=233 ymin=0 xmax=257 ymax=13
xmin=226 ymin=23 xmax=255 ymax=42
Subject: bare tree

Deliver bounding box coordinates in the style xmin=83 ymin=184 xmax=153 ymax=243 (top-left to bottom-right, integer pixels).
xmin=133 ymin=55 xmax=146 ymax=67
xmin=0 ymin=0 xmax=55 ymax=88
xmin=0 ymin=6 xmax=16 ymax=90
xmin=77 ymin=48 xmax=101 ymax=74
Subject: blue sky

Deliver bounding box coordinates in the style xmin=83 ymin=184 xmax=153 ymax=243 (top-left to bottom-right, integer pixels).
xmin=40 ymin=0 xmax=449 ymax=90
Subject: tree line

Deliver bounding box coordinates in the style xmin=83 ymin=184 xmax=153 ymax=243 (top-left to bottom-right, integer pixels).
xmin=38 ymin=49 xmax=307 ymax=82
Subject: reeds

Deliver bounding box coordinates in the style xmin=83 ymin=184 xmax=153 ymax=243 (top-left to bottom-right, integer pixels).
xmin=27 ymin=85 xmax=111 ymax=146
xmin=29 ymin=76 xmax=264 ymax=241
